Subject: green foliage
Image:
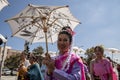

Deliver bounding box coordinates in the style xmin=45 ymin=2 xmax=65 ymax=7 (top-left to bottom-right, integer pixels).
xmin=4 ymin=53 xmax=21 ymax=70
xmin=85 ymin=47 xmax=94 ymax=55
xmin=32 ymin=46 xmax=44 ymax=56
xmin=85 ymin=47 xmax=95 ymax=66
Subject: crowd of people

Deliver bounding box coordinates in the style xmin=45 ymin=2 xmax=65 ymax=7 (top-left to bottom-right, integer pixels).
xmin=1 ymin=26 xmax=120 ymax=80
xmin=16 ymin=26 xmax=120 ymax=80
xmin=17 ymin=52 xmax=44 ymax=80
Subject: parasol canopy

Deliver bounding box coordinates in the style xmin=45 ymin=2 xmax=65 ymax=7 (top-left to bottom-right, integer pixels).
xmin=5 ymin=4 xmax=80 ymax=53
xmin=0 ymin=0 xmax=9 ymax=11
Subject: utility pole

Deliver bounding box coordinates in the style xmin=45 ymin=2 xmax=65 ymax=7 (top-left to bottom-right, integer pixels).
xmin=0 ymin=34 xmax=7 ymax=80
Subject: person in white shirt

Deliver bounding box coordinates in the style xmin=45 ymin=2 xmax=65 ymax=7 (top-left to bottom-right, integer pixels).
xmin=20 ymin=52 xmax=30 ymax=67
xmin=17 ymin=51 xmax=30 ymax=80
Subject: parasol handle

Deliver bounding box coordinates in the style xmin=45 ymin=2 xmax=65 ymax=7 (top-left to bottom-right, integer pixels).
xmin=42 ymin=17 xmax=51 ymax=58
xmin=43 ymin=27 xmax=48 ymax=53
xmin=44 ymin=32 xmax=51 ymax=59
xmin=43 ymin=28 xmax=51 ymax=59
xmin=44 ymin=32 xmax=48 ymax=54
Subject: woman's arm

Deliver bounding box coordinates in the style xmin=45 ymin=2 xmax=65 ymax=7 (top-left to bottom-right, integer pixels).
xmin=45 ymin=61 xmax=82 ymax=80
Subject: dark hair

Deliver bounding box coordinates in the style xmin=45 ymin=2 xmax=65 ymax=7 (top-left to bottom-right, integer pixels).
xmin=29 ymin=54 xmax=37 ymax=62
xmin=61 ymin=26 xmax=71 ymax=31
xmin=21 ymin=51 xmax=27 ymax=56
xmin=94 ymin=46 xmax=104 ymax=53
xmin=106 ymin=56 xmax=112 ymax=62
xmin=58 ymin=26 xmax=73 ymax=43
xmin=0 ymin=38 xmax=3 ymax=45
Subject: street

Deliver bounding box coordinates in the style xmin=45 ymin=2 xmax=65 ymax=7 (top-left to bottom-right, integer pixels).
xmin=1 ymin=76 xmax=17 ymax=80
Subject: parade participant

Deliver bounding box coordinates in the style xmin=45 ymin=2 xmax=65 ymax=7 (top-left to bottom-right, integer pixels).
xmin=43 ymin=26 xmax=86 ymax=80
xmin=90 ymin=46 xmax=116 ymax=80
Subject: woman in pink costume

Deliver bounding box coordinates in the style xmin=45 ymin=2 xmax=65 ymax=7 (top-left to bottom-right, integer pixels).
xmin=43 ymin=26 xmax=86 ymax=80
xmin=90 ymin=46 xmax=117 ymax=80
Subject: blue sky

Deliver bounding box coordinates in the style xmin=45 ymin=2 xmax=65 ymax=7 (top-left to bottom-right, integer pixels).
xmin=0 ymin=0 xmax=120 ymax=61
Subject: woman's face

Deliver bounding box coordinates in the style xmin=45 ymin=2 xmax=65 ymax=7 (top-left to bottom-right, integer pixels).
xmin=57 ymin=34 xmax=71 ymax=54
xmin=94 ymin=48 xmax=103 ymax=58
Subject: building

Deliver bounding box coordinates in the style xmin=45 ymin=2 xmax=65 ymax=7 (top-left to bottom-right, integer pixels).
xmin=0 ymin=46 xmax=22 ymax=59
xmin=0 ymin=46 xmax=22 ymax=69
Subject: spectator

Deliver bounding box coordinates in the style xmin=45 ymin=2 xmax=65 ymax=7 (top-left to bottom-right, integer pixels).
xmin=18 ymin=53 xmax=44 ymax=80
xmin=17 ymin=51 xmax=30 ymax=80
xmin=90 ymin=46 xmax=116 ymax=80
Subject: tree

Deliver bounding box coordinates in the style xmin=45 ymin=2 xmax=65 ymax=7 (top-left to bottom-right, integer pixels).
xmin=32 ymin=46 xmax=44 ymax=56
xmin=85 ymin=47 xmax=95 ymax=67
xmin=4 ymin=53 xmax=21 ymax=75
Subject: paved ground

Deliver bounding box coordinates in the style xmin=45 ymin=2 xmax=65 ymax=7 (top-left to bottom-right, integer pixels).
xmin=1 ymin=76 xmax=17 ymax=80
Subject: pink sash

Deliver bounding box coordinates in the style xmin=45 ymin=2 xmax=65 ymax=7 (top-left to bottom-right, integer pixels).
xmin=55 ymin=53 xmax=86 ymax=80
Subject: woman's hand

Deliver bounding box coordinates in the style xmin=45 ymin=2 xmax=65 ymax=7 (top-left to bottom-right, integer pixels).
xmin=42 ymin=53 xmax=55 ymax=75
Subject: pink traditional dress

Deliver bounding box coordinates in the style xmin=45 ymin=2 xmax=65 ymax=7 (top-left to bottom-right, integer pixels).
xmin=45 ymin=52 xmax=86 ymax=80
xmin=92 ymin=58 xmax=117 ymax=80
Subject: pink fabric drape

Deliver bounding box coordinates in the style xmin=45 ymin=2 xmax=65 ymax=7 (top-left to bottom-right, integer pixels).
xmin=55 ymin=53 xmax=86 ymax=80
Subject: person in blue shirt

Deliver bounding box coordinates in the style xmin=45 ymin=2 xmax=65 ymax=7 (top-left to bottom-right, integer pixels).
xmin=18 ymin=53 xmax=44 ymax=80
